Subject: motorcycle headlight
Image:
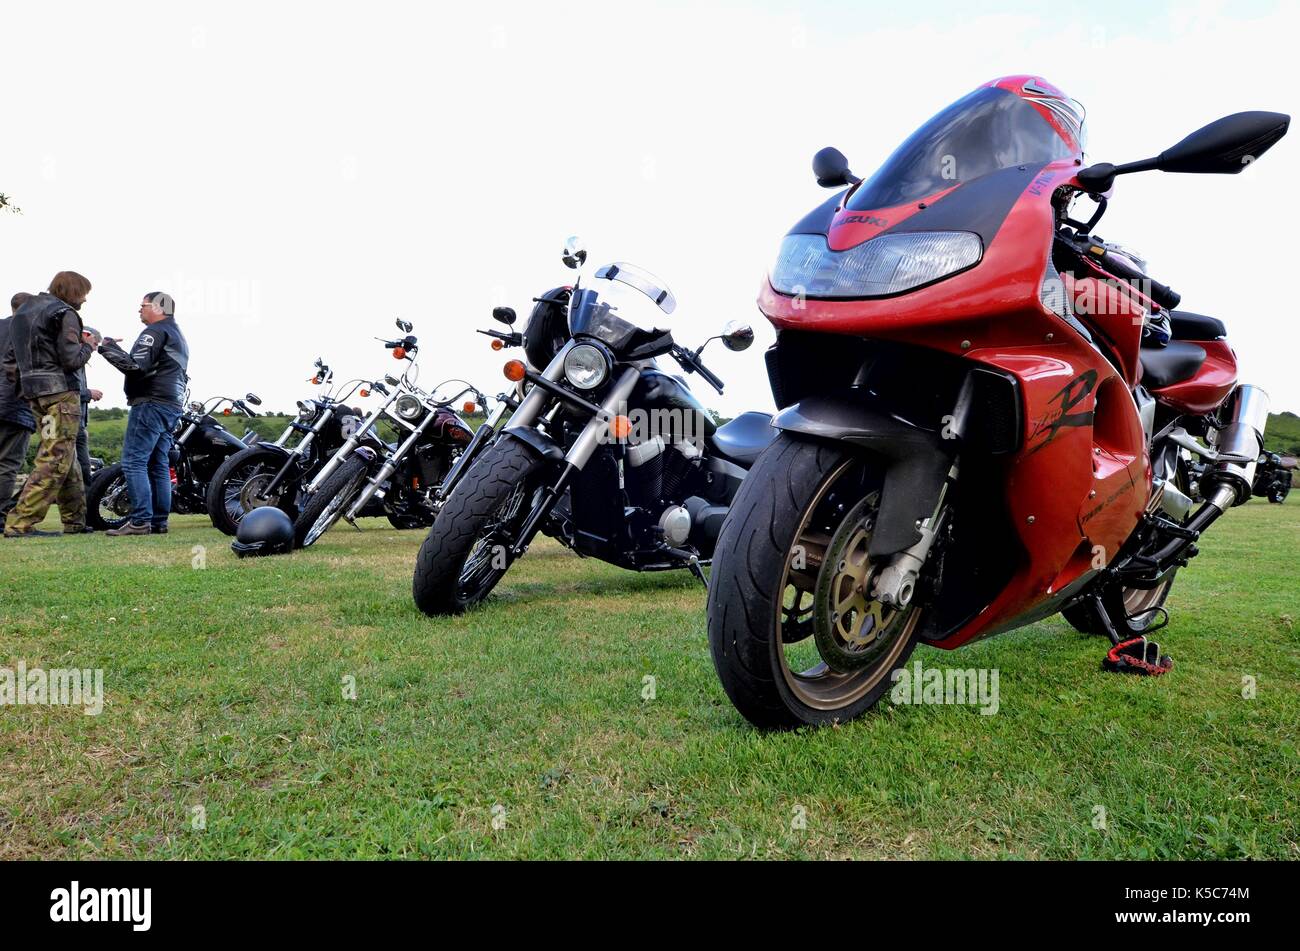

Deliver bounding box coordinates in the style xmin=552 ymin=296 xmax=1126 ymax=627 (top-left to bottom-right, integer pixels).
xmin=394 ymin=394 xmax=425 ymax=421
xmin=770 ymin=231 xmax=982 ymax=299
xmin=296 ymin=399 xmax=317 ymax=419
xmin=563 ymin=343 xmax=610 ymax=391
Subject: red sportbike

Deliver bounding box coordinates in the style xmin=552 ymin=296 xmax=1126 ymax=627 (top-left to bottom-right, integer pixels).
xmin=707 ymin=76 xmax=1289 ymax=729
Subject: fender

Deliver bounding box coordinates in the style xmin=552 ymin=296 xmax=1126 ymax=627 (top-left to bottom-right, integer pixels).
xmin=250 ymin=442 xmax=294 ymax=460
xmin=351 ymin=445 xmax=378 ymax=463
xmin=773 ymin=395 xmax=953 ymax=557
xmin=501 ymin=426 xmax=565 ymax=464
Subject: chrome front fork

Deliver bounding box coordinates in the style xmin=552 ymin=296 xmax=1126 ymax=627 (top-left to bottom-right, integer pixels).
xmin=306 ymin=394 xmax=397 ymax=492
xmin=345 ymin=409 xmax=439 ymax=520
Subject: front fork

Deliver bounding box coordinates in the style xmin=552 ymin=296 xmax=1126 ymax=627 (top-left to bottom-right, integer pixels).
xmin=307 ymin=394 xmax=397 ymax=492
xmin=345 ymin=409 xmax=442 ymax=521
xmin=258 ymin=407 xmax=334 ymax=500
xmin=507 ymin=365 xmax=640 ymax=558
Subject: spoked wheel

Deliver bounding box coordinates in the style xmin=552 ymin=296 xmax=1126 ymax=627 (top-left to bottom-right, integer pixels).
xmin=293 ymin=455 xmax=370 ymax=548
xmin=708 ymin=433 xmax=921 ymax=729
xmin=206 ymin=447 xmax=299 ymax=536
xmin=86 ymin=463 xmax=131 ymax=531
xmin=412 ymin=438 xmax=546 ymax=616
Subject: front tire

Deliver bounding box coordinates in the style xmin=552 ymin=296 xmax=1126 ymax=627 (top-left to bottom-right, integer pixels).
xmin=293 ymin=455 xmax=370 ymax=548
xmin=206 ymin=446 xmax=300 ymax=536
xmin=706 ymin=433 xmax=921 ymax=730
xmin=86 ymin=463 xmax=131 ymax=531
xmin=412 ymin=438 xmax=545 ymax=616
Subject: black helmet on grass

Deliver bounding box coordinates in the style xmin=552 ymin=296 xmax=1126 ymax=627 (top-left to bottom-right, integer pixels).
xmin=231 ymin=506 xmax=294 ymax=557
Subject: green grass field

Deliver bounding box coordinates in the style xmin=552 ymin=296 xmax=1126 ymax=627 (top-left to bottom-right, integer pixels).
xmin=0 ymin=500 xmax=1296 ymax=860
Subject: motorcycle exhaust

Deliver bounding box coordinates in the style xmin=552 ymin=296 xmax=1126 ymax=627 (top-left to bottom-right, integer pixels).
xmin=1205 ymin=384 xmax=1269 ymax=506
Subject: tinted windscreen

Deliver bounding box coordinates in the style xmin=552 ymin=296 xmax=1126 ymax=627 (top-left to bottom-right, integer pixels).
xmin=846 ymin=87 xmax=1074 ymax=211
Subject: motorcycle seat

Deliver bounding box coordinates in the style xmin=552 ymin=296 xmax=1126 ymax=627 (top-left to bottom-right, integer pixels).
xmin=709 ymin=411 xmax=776 ymax=468
xmin=1140 ymin=340 xmax=1207 ymax=389
xmin=1169 ymin=310 xmax=1227 ymax=341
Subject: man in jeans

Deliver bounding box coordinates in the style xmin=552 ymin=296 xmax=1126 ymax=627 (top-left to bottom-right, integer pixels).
xmin=74 ymin=327 xmax=104 ymax=531
xmin=97 ymin=292 xmax=189 ymax=536
xmin=0 ymin=293 xmax=38 ymax=533
xmin=1 ymin=273 xmax=97 ymax=537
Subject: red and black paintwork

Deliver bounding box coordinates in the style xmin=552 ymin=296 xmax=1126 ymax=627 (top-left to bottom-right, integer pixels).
xmin=760 ymin=75 xmax=1244 ymax=649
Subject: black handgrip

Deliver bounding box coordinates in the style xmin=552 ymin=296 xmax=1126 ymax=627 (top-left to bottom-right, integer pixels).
xmin=695 ymin=361 xmax=724 ymax=394
xmin=1146 ymin=278 xmax=1181 ymax=311
xmin=1091 ymin=246 xmax=1181 ymax=310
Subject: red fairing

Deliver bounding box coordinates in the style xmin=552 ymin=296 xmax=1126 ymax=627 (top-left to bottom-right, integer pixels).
xmin=1150 ymin=339 xmax=1238 ymax=414
xmin=760 ymin=150 xmax=1159 ymax=647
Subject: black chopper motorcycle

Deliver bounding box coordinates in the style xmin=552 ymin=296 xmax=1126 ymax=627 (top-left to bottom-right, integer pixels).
xmin=411 ymin=238 xmax=775 ymax=616
xmin=1251 ymin=452 xmax=1292 ymax=503
xmin=87 ymin=392 xmax=262 ymax=531
xmin=205 ymin=358 xmax=381 ymax=535
xmin=292 ymin=320 xmax=486 ymax=548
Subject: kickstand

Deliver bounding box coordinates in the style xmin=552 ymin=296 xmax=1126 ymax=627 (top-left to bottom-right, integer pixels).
xmin=1088 ymin=593 xmax=1123 ymax=646
xmin=687 ymin=556 xmax=708 ymax=589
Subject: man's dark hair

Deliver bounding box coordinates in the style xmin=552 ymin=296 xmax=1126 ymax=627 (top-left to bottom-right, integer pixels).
xmin=9 ymin=291 xmax=31 ymax=314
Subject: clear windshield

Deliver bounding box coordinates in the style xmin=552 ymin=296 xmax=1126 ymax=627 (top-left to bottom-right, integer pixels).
xmin=845 ymin=86 xmax=1078 ymax=211
xmin=569 ymin=262 xmax=675 ymax=352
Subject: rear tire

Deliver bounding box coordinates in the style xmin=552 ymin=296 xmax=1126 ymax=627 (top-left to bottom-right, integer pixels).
xmin=293 ymin=455 xmax=370 ymax=548
xmin=412 ymin=438 xmax=545 ymax=616
xmin=706 ymin=433 xmax=921 ymax=730
xmin=86 ymin=463 xmax=130 ymax=531
xmin=206 ymin=446 xmax=300 ymax=537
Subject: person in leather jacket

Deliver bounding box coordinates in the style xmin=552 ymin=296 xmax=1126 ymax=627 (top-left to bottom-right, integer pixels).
xmin=1 ymin=272 xmax=97 ymax=537
xmin=97 ymin=292 xmax=190 ymax=535
xmin=0 ymin=292 xmax=38 ymax=531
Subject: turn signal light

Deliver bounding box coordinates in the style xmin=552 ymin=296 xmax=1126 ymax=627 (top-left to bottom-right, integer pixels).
xmin=491 ymin=339 xmax=504 ymax=351
xmin=359 ymin=388 xmax=369 ymax=398
xmin=504 ymin=360 xmax=526 ymax=382
xmin=393 ymin=347 xmax=406 ymax=359
xmin=609 ymin=415 xmax=632 ymax=440
xmin=222 ymin=408 xmax=231 ymax=415
xmin=463 ymin=401 xmax=477 ymax=413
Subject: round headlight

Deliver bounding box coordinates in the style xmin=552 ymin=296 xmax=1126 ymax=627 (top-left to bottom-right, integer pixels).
xmin=394 ymin=394 xmax=425 ymax=420
xmin=296 ymin=399 xmax=317 ymax=419
xmin=564 ymin=344 xmax=610 ymax=390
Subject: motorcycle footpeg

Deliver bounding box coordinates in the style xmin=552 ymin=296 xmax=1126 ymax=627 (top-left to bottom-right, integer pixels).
xmin=1102 ymin=635 xmax=1174 ymax=676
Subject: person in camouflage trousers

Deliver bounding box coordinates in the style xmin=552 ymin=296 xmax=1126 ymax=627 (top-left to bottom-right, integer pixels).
xmin=8 ymin=391 xmax=86 ymax=533
xmin=1 ymin=271 xmax=97 ymax=537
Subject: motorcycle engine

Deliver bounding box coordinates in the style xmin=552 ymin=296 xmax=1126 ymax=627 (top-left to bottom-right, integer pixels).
xmin=625 ymin=435 xmax=698 ymax=508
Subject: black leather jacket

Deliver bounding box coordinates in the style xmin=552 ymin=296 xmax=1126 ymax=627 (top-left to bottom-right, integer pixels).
xmin=0 ymin=316 xmax=37 ymax=430
xmin=0 ymin=292 xmax=92 ymax=401
xmin=98 ymin=318 xmax=190 ymax=406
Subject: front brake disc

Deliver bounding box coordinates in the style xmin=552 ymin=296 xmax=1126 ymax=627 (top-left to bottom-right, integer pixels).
xmin=812 ymin=490 xmax=912 ymax=672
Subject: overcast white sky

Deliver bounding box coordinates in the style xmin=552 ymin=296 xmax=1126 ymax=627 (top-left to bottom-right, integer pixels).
xmin=3 ymin=0 xmax=1297 ymax=418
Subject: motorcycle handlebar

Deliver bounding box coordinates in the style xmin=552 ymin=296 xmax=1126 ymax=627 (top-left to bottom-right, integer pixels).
xmin=1088 ymin=243 xmax=1182 ymax=311
xmin=672 ymin=345 xmax=725 ymax=394
xmin=477 ymin=328 xmax=523 ymax=347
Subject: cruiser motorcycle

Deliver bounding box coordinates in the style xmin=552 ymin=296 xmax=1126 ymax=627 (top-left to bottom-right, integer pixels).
xmin=412 ymin=240 xmax=773 ymax=616
xmin=293 ymin=320 xmax=485 ymax=547
xmin=87 ymin=392 xmax=262 ymax=531
xmin=707 ymin=76 xmax=1289 ymax=728
xmin=205 ymin=358 xmax=378 ymax=535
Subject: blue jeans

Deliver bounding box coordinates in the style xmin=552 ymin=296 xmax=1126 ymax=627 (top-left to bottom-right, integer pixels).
xmin=122 ymin=402 xmax=181 ymax=527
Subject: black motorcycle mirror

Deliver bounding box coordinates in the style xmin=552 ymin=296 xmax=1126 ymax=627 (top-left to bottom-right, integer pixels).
xmin=492 ymin=306 xmax=517 ymax=325
xmin=245 ymin=393 xmax=262 ymax=406
xmin=813 ymin=146 xmax=861 ymax=188
xmin=1077 ymin=111 xmax=1289 ymax=194
xmin=720 ymin=321 xmax=755 ymax=351
xmin=396 ymin=318 xmax=414 ymax=333
xmin=562 ymin=236 xmax=587 ymax=270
